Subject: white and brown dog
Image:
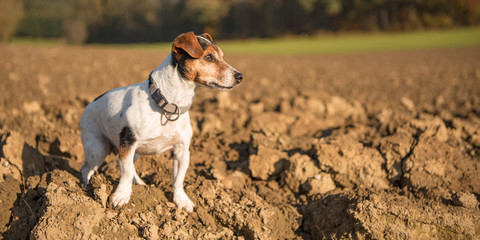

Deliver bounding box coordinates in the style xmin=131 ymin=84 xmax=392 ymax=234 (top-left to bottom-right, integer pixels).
xmin=80 ymin=32 xmax=242 ymax=212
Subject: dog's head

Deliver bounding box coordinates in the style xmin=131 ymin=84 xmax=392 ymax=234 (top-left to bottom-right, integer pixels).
xmin=172 ymin=32 xmax=243 ymax=90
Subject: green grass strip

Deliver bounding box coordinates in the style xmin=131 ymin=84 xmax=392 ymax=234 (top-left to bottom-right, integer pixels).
xmin=219 ymin=27 xmax=480 ymax=55
xmin=11 ymin=27 xmax=480 ymax=55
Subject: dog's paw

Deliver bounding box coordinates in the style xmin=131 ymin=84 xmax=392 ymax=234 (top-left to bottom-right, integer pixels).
xmin=173 ymin=191 xmax=195 ymax=213
xmin=110 ymin=188 xmax=132 ymax=208
xmin=81 ymin=167 xmax=93 ymax=188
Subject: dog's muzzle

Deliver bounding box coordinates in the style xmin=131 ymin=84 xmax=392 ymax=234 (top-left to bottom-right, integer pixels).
xmin=234 ymin=72 xmax=243 ymax=84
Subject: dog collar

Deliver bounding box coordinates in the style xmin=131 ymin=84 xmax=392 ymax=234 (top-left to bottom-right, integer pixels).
xmin=148 ymin=76 xmax=191 ymax=121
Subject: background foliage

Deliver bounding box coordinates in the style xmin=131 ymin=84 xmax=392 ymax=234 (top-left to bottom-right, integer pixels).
xmin=3 ymin=0 xmax=480 ymax=43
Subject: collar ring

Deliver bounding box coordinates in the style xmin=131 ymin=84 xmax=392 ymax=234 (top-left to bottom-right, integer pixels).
xmin=164 ymin=103 xmax=180 ymax=121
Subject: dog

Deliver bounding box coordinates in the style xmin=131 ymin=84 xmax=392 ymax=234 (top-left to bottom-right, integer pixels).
xmin=80 ymin=32 xmax=243 ymax=212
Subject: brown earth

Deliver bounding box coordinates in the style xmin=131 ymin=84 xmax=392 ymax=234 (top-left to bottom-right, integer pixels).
xmin=0 ymin=45 xmax=479 ymax=239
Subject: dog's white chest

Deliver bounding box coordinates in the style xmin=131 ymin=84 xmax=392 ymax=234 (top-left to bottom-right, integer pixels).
xmin=134 ymin=113 xmax=191 ymax=155
xmin=135 ymin=135 xmax=176 ymax=155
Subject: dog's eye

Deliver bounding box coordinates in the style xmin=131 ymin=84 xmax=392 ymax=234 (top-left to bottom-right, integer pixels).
xmin=204 ymin=54 xmax=215 ymax=62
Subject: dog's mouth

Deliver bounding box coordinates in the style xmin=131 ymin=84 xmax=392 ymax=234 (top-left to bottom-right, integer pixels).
xmin=208 ymin=82 xmax=233 ymax=90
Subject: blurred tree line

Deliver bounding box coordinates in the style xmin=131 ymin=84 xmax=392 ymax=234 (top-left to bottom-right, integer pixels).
xmin=2 ymin=0 xmax=480 ymax=43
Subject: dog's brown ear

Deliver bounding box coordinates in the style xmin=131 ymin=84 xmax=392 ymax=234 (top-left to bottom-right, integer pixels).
xmin=172 ymin=32 xmax=203 ymax=59
xmin=200 ymin=33 xmax=213 ymax=42
xmin=200 ymin=32 xmax=224 ymax=57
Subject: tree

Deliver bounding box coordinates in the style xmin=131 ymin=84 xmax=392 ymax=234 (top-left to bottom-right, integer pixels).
xmin=0 ymin=0 xmax=24 ymax=43
xmin=64 ymin=0 xmax=102 ymax=44
xmin=183 ymin=0 xmax=232 ymax=36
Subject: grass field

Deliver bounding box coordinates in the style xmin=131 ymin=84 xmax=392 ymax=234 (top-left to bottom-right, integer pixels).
xmin=222 ymin=27 xmax=480 ymax=55
xmin=11 ymin=26 xmax=480 ymax=55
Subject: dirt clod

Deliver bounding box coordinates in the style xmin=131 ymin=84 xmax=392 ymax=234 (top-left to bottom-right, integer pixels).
xmin=249 ymin=146 xmax=288 ymax=180
xmin=301 ymin=173 xmax=336 ymax=195
xmin=452 ymin=192 xmax=479 ymax=209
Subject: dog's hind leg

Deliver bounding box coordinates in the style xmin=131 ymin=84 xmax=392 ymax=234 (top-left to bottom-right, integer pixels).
xmin=132 ymin=153 xmax=145 ymax=185
xmin=81 ymin=132 xmax=111 ymax=188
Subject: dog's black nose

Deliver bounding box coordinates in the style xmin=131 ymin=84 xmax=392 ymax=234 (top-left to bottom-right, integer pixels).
xmin=234 ymin=72 xmax=243 ymax=83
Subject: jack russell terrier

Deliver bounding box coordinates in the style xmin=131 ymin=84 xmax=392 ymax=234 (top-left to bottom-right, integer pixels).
xmin=80 ymin=32 xmax=243 ymax=212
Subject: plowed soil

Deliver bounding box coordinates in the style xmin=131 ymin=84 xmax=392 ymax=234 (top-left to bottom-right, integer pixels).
xmin=0 ymin=45 xmax=479 ymax=239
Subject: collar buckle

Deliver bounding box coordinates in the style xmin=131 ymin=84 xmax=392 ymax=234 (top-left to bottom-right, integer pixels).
xmin=148 ymin=76 xmax=188 ymax=122
xmin=151 ymin=88 xmax=169 ymax=109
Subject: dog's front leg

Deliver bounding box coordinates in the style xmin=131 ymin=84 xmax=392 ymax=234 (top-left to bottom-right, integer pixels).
xmin=111 ymin=149 xmax=136 ymax=207
xmin=172 ymin=143 xmax=195 ymax=212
